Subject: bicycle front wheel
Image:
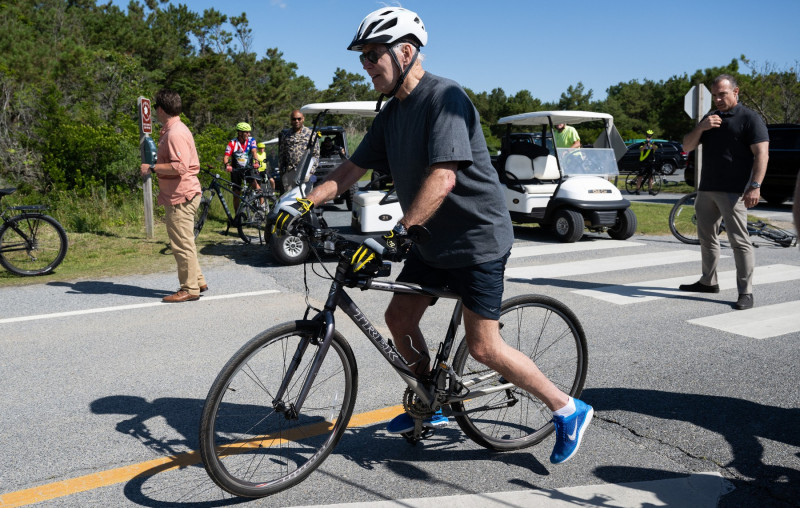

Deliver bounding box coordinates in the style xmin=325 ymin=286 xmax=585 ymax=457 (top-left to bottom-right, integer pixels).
xmin=649 ymin=173 xmax=663 ymax=195
xmin=199 ymin=322 xmax=358 ymax=498
xmin=0 ymin=213 xmax=68 ymax=276
xmin=669 ymin=192 xmax=700 ymax=244
xmin=236 ymin=193 xmax=269 ymax=245
xmin=451 ymin=294 xmax=587 ymax=451
xmin=624 ymin=175 xmax=638 ymax=194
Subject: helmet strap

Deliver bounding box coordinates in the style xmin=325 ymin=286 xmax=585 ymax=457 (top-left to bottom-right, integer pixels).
xmin=375 ymin=43 xmax=419 ymax=112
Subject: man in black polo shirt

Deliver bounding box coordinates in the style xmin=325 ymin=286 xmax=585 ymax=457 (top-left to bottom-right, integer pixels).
xmin=680 ymin=74 xmax=769 ymax=310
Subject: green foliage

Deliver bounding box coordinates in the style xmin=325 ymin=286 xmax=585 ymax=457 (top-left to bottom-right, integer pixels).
xmin=0 ymin=0 xmax=797 ymax=202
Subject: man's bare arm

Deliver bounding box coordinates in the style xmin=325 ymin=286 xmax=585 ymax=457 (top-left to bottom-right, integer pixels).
xmin=743 ymin=141 xmax=769 ymax=208
xmin=400 ymin=162 xmax=457 ymax=227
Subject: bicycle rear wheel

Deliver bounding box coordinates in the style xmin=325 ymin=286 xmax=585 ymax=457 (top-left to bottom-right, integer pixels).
xmin=451 ymin=294 xmax=587 ymax=451
xmin=199 ymin=322 xmax=358 ymax=498
xmin=669 ymin=192 xmax=699 ymax=244
xmin=194 ymin=193 xmax=212 ymax=239
xmin=0 ymin=213 xmax=68 ymax=276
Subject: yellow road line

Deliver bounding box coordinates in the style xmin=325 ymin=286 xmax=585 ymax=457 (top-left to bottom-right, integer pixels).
xmin=0 ymin=405 xmax=404 ymax=507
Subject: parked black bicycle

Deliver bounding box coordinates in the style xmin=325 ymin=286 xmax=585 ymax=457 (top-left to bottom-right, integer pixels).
xmin=0 ymin=188 xmax=68 ymax=276
xmin=194 ymin=166 xmax=277 ymax=244
xmin=199 ymin=220 xmax=588 ymax=498
xmin=669 ymin=191 xmax=796 ymax=247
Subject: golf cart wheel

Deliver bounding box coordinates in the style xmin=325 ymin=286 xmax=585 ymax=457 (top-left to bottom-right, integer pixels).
xmin=551 ymin=209 xmax=584 ymax=243
xmin=608 ymin=208 xmax=637 ymax=240
xmin=269 ymin=233 xmax=309 ymax=265
xmin=344 ymin=182 xmax=359 ymax=211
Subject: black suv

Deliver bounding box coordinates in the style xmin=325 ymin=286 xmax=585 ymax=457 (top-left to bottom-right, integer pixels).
xmin=618 ymin=141 xmax=688 ymax=175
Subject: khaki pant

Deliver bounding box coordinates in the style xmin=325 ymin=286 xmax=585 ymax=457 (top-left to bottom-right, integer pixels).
xmin=164 ymin=194 xmax=206 ymax=295
xmin=695 ymin=191 xmax=754 ymax=294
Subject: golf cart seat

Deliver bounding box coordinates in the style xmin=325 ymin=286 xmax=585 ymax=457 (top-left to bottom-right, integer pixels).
xmin=504 ymin=154 xmax=560 ymax=194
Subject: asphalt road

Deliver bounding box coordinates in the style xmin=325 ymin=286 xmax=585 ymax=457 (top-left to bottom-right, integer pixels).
xmin=1 ymin=196 xmax=798 ymax=507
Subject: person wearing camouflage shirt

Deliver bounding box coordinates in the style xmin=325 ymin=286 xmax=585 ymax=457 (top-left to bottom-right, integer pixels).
xmin=278 ymin=110 xmax=320 ymax=191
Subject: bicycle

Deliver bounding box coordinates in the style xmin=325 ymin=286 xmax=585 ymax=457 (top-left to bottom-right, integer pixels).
xmin=0 ymin=188 xmax=68 ymax=276
xmin=625 ymin=163 xmax=663 ymax=196
xmin=199 ymin=221 xmax=588 ymax=498
xmin=194 ymin=166 xmax=276 ymax=245
xmin=669 ymin=191 xmax=797 ymax=247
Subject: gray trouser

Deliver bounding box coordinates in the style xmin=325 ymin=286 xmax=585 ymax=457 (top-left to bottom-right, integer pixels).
xmin=695 ymin=191 xmax=754 ymax=294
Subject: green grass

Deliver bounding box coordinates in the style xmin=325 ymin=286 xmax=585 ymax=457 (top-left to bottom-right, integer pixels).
xmin=0 ymin=184 xmax=706 ymax=287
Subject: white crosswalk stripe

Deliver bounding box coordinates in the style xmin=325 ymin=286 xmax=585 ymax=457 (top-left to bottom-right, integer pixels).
xmin=510 ymin=239 xmax=645 ymax=259
xmin=505 ymin=249 xmax=709 ymax=279
xmin=689 ymin=301 xmax=800 ymax=339
xmin=573 ymin=264 xmax=800 ymax=305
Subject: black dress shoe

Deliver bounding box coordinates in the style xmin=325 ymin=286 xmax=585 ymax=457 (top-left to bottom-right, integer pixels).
xmin=735 ymin=293 xmax=754 ymax=310
xmin=200 ymin=284 xmax=209 ymax=293
xmin=678 ymin=281 xmax=720 ymax=293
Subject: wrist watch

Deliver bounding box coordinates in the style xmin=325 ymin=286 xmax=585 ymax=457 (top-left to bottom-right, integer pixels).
xmin=149 ymin=163 xmax=155 ymax=173
xmin=749 ymin=182 xmax=761 ymax=189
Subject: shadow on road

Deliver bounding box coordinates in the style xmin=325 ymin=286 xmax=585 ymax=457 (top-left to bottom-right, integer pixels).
xmin=47 ymin=280 xmax=172 ymax=298
xmin=584 ymin=387 xmax=799 ymax=506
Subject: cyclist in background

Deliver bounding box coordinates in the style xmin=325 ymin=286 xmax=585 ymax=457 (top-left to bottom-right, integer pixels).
xmin=256 ymin=141 xmax=276 ymax=196
xmin=633 ymin=129 xmax=658 ymax=195
xmin=223 ymin=122 xmax=261 ymax=211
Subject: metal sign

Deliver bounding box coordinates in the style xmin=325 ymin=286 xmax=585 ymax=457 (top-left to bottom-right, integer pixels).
xmin=139 ymin=97 xmax=152 ymax=135
xmin=684 ymin=84 xmax=712 ymax=119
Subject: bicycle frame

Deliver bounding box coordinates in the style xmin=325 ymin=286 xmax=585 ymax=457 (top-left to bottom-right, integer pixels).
xmin=273 ymin=254 xmax=517 ymax=420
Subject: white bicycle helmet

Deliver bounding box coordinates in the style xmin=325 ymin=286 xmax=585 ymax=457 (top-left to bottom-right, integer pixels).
xmin=347 ymin=7 xmax=427 ymax=51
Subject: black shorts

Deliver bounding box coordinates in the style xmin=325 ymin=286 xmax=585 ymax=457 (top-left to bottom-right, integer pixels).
xmin=231 ymin=167 xmax=259 ymax=187
xmin=396 ymin=249 xmax=510 ymax=320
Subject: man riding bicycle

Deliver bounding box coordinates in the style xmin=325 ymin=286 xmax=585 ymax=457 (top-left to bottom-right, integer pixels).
xmin=223 ymin=122 xmax=261 ymax=211
xmin=272 ymin=7 xmax=593 ymax=465
xmin=633 ymin=129 xmax=659 ymax=195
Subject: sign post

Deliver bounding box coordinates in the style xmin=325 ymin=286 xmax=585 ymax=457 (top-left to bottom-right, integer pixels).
xmin=684 ymin=84 xmax=712 ymax=187
xmin=138 ymin=96 xmax=155 ymax=239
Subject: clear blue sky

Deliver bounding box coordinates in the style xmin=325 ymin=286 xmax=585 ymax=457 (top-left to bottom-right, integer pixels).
xmin=114 ymin=0 xmax=799 ymax=103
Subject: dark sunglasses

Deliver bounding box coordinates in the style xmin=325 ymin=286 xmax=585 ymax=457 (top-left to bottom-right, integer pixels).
xmin=359 ymin=49 xmax=386 ymax=65
xmin=291 ymin=117 xmax=303 ymax=121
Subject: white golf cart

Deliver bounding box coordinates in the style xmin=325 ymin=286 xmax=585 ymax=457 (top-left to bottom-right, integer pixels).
xmin=268 ymin=101 xmax=400 ymax=264
xmin=495 ymin=110 xmax=636 ymax=242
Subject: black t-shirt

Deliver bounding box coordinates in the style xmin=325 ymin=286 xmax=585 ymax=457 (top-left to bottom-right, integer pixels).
xmin=351 ymin=72 xmax=514 ymax=268
xmin=698 ymin=104 xmax=769 ymax=193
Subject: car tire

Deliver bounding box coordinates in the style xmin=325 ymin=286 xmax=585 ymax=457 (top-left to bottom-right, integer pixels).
xmin=551 ymin=209 xmax=584 ymax=243
xmin=608 ymin=208 xmax=637 ymax=240
xmin=660 ymin=161 xmax=676 ymax=175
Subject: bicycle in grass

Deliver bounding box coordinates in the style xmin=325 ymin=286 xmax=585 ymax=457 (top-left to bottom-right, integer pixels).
xmin=194 ymin=166 xmax=277 ymax=244
xmin=0 ymin=188 xmax=68 ymax=276
xmin=625 ymin=162 xmax=664 ymax=196
xmin=198 ymin=220 xmax=589 ymax=498
xmin=669 ymin=191 xmax=796 ymax=247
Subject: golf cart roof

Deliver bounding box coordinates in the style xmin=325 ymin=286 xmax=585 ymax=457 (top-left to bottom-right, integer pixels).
xmin=498 ymin=110 xmax=613 ymax=126
xmin=300 ymin=101 xmax=383 ymax=117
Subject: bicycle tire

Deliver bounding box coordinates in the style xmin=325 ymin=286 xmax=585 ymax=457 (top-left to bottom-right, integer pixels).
xmin=199 ymin=322 xmax=358 ymax=498
xmin=450 ymin=294 xmax=588 ymax=451
xmin=755 ymin=223 xmax=797 ymax=247
xmin=669 ymin=192 xmax=700 ymax=245
xmin=624 ymin=175 xmax=638 ymax=194
xmin=649 ymin=173 xmax=663 ymax=195
xmin=194 ymin=194 xmax=212 ymax=239
xmin=236 ymin=191 xmax=270 ymax=245
xmin=0 ymin=213 xmax=68 ymax=276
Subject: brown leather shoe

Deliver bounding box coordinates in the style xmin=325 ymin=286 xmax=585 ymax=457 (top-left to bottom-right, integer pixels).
xmin=163 ymin=290 xmax=200 ymax=303
xmin=200 ymin=284 xmax=209 ymax=293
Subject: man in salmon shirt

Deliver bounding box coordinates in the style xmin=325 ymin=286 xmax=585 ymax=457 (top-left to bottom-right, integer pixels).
xmin=140 ymin=89 xmax=207 ymax=303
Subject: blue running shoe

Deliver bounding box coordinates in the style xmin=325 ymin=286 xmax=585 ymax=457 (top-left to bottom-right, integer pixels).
xmin=550 ymin=399 xmax=594 ymax=464
xmin=386 ymin=409 xmax=449 ymax=434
